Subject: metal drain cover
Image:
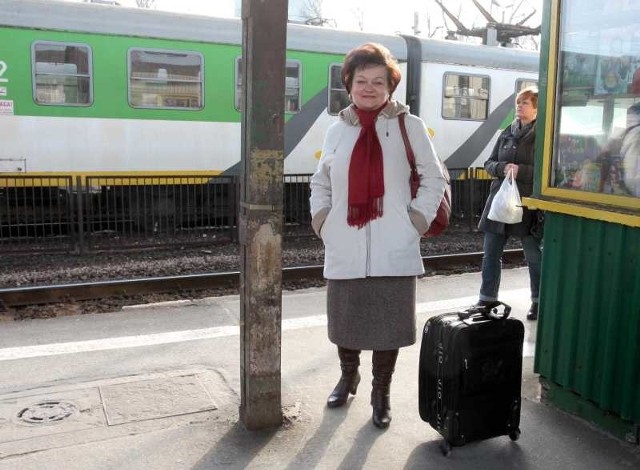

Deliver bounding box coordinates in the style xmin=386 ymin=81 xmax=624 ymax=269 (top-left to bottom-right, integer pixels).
xmin=17 ymin=400 xmax=78 ymax=425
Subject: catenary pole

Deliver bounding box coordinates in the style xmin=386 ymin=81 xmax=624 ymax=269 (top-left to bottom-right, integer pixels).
xmin=239 ymin=0 xmax=288 ymax=430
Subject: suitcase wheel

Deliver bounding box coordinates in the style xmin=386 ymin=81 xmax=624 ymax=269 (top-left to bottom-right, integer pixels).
xmin=440 ymin=439 xmax=452 ymax=457
xmin=509 ymin=429 xmax=521 ymax=441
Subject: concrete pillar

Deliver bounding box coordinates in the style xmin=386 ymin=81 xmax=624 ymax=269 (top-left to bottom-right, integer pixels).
xmin=239 ymin=0 xmax=288 ymax=430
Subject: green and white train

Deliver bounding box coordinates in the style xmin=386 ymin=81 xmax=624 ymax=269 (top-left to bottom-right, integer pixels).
xmin=0 ymin=0 xmax=537 ymax=205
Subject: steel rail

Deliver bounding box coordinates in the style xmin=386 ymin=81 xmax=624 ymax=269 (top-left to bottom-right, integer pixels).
xmin=0 ymin=250 xmax=523 ymax=308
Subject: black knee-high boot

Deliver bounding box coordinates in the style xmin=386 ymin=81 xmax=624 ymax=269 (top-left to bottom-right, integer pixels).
xmin=371 ymin=349 xmax=399 ymax=428
xmin=327 ymin=346 xmax=361 ymax=408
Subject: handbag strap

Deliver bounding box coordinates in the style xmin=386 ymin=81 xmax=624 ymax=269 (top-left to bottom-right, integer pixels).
xmin=398 ymin=113 xmax=417 ymax=173
xmin=399 ymin=113 xmax=451 ymax=186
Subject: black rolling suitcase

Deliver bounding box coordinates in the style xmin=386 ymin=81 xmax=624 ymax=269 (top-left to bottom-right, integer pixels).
xmin=418 ymin=302 xmax=524 ymax=456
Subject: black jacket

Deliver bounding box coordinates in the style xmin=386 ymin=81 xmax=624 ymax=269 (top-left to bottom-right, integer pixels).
xmin=478 ymin=119 xmax=538 ymax=237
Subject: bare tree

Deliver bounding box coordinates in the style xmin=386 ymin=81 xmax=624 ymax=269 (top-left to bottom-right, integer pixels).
xmin=435 ymin=1 xmax=477 ymax=43
xmin=352 ymin=6 xmax=365 ymax=31
xmin=303 ymin=0 xmax=323 ymax=20
xmin=406 ymin=5 xmax=444 ymax=38
xmin=302 ymin=0 xmax=336 ymax=27
xmin=135 ymin=0 xmax=155 ymax=8
xmin=341 ymin=0 xmax=366 ymax=32
xmin=513 ymin=34 xmax=539 ymax=50
xmin=422 ymin=14 xmax=444 ymax=39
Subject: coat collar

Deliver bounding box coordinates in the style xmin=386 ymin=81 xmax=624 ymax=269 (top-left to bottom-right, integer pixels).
xmin=339 ymin=100 xmax=410 ymax=126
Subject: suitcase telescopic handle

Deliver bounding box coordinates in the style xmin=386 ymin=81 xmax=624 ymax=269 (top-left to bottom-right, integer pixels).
xmin=458 ymin=301 xmax=512 ymax=321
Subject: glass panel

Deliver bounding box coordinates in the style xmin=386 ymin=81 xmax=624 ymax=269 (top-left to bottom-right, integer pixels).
xmin=443 ymin=73 xmax=489 ymax=120
xmin=328 ymin=64 xmax=350 ymax=115
xmin=552 ymin=1 xmax=640 ymax=198
xmin=33 ymin=43 xmax=91 ymax=105
xmin=129 ymin=49 xmax=203 ymax=109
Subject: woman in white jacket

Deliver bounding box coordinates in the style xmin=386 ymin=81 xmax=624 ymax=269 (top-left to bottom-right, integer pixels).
xmin=309 ymin=43 xmax=447 ymax=428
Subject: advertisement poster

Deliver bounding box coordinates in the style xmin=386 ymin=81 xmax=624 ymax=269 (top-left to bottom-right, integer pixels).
xmin=595 ymin=55 xmax=640 ymax=95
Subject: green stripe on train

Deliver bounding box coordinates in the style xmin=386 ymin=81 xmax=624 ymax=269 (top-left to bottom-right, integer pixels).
xmin=0 ymin=27 xmax=342 ymax=122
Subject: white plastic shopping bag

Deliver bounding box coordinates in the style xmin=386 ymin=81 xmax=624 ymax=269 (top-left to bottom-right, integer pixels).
xmin=487 ymin=169 xmax=523 ymax=224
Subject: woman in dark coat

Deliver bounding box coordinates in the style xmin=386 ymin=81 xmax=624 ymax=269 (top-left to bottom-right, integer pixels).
xmin=474 ymin=86 xmax=543 ymax=320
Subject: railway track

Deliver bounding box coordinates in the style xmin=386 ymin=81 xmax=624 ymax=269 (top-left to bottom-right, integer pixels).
xmin=0 ymin=250 xmax=523 ymax=308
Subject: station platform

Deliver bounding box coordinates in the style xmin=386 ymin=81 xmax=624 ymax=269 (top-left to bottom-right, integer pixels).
xmin=0 ymin=267 xmax=639 ymax=469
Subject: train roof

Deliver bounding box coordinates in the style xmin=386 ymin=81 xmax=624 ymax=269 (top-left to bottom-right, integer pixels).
xmin=0 ymin=0 xmax=408 ymax=60
xmin=0 ymin=0 xmax=539 ymax=71
xmin=416 ymin=37 xmax=539 ymax=72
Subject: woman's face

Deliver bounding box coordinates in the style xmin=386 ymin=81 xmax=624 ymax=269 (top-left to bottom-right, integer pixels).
xmin=350 ymin=65 xmax=390 ymax=111
xmin=516 ymin=96 xmax=537 ymax=125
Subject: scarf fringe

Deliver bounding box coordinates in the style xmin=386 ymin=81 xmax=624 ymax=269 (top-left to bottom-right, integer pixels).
xmin=347 ymin=196 xmax=384 ymax=229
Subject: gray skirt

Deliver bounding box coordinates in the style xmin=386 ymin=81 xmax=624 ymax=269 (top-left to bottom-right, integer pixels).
xmin=327 ymin=276 xmax=417 ymax=351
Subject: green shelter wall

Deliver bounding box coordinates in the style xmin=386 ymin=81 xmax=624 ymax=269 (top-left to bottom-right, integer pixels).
xmin=534 ymin=212 xmax=640 ymax=430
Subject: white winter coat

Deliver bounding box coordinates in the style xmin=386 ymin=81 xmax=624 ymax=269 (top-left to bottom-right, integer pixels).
xmin=310 ymin=101 xmax=447 ymax=279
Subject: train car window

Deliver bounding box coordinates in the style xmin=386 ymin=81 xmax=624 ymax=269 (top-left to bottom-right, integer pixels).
xmin=285 ymin=61 xmax=302 ymax=113
xmin=234 ymin=57 xmax=301 ymax=113
xmin=328 ymin=64 xmax=350 ymax=115
xmin=128 ymin=49 xmax=203 ymax=110
xmin=442 ymin=73 xmax=490 ymax=121
xmin=32 ymin=42 xmax=92 ymax=106
xmin=549 ymin=1 xmax=640 ymax=200
xmin=516 ymin=79 xmax=538 ymax=93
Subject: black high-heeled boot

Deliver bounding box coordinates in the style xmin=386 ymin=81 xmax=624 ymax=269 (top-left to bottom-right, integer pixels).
xmin=327 ymin=346 xmax=361 ymax=408
xmin=371 ymin=349 xmax=399 ymax=428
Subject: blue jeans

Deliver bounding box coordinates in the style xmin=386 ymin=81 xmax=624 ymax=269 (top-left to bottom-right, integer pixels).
xmin=479 ymin=231 xmax=542 ymax=303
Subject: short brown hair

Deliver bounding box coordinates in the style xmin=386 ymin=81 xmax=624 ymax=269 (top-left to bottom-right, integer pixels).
xmin=517 ymin=86 xmax=539 ymax=108
xmin=341 ymin=43 xmax=402 ymax=96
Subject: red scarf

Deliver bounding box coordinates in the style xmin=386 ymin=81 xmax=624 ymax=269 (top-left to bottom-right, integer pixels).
xmin=348 ymin=102 xmax=387 ymax=228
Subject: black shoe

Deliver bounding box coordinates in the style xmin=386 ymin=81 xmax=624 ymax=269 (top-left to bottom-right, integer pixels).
xmin=371 ymin=388 xmax=391 ymax=428
xmin=327 ymin=347 xmax=361 ymax=408
xmin=327 ymin=371 xmax=360 ymax=408
xmin=371 ymin=349 xmax=398 ymax=429
xmin=527 ymin=302 xmax=538 ymax=321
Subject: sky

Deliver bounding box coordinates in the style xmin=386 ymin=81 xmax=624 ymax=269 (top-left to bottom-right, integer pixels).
xmin=62 ymin=0 xmax=543 ymax=41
